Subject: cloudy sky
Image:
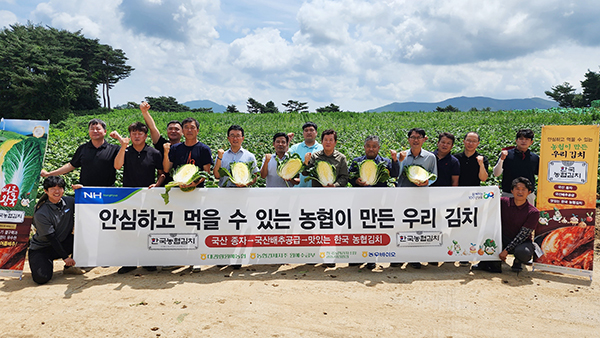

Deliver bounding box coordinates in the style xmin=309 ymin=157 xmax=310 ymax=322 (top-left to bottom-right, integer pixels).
xmin=1 ymin=0 xmax=599 ymax=111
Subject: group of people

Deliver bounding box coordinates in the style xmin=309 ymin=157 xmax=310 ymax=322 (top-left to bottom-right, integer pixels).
xmin=29 ymin=102 xmax=540 ymax=284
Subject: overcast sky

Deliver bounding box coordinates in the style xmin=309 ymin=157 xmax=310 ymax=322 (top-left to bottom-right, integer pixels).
xmin=1 ymin=0 xmax=599 ymax=111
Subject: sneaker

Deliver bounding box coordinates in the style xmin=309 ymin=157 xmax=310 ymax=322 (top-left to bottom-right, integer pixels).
xmin=511 ymin=260 xmax=523 ymax=273
xmin=143 ymin=266 xmax=157 ymax=272
xmin=459 ymin=261 xmax=470 ymax=267
xmin=409 ymin=262 xmax=422 ymax=269
xmin=63 ymin=266 xmax=85 ymax=275
xmin=390 ymin=263 xmax=402 ymax=267
xmin=428 ymin=262 xmax=438 ymax=267
xmin=191 ymin=265 xmax=202 ymax=273
xmin=365 ymin=263 xmax=376 ymax=269
xmin=231 ymin=264 xmax=242 ymax=270
xmin=324 ymin=263 xmax=336 ymax=268
xmin=349 ymin=263 xmax=361 ymax=266
xmin=117 ymin=266 xmax=137 ymax=274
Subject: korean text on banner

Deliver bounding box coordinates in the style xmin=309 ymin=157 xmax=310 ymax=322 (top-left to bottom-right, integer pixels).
xmin=535 ymin=125 xmax=599 ymax=278
xmin=0 ymin=119 xmax=50 ymax=278
xmin=74 ymin=186 xmax=502 ymax=267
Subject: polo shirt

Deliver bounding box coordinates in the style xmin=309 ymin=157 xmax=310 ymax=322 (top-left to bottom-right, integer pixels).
xmin=397 ymin=149 xmax=437 ymax=187
xmin=168 ymin=141 xmax=213 ymax=187
xmin=153 ymin=136 xmax=175 ymax=185
xmin=431 ymin=150 xmax=460 ymax=187
xmin=349 ymin=154 xmax=399 ymax=187
xmin=302 ymin=149 xmax=349 ymax=187
xmin=261 ymin=153 xmax=294 ymax=187
xmin=122 ymin=145 xmax=163 ymax=187
xmin=500 ymin=148 xmax=539 ymax=193
xmin=70 ymin=140 xmax=119 ymax=186
xmin=455 ymin=151 xmax=489 ymax=186
xmin=219 ymin=147 xmax=259 ymax=187
xmin=30 ymin=197 xmax=75 ymax=251
xmin=500 ymin=197 xmax=539 ymax=247
xmin=289 ymin=141 xmax=323 ymax=187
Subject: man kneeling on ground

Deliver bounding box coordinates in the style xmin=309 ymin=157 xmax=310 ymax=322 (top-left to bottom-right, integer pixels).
xmin=29 ymin=176 xmax=84 ymax=284
xmin=472 ymin=177 xmax=539 ymax=273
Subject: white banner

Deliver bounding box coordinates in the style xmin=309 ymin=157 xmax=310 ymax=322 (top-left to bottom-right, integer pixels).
xmin=74 ymin=186 xmax=502 ymax=266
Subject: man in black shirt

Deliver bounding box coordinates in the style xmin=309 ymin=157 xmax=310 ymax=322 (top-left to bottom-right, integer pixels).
xmin=454 ymin=132 xmax=489 ymax=186
xmin=493 ymin=128 xmax=539 ymax=205
xmin=113 ymin=122 xmax=164 ymax=188
xmin=140 ymin=101 xmax=183 ymax=186
xmin=41 ymin=119 xmax=119 ymax=186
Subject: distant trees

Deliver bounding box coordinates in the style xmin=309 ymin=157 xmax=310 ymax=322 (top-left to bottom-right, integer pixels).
xmin=316 ymin=103 xmax=340 ymax=113
xmin=282 ymin=100 xmax=309 ymax=113
xmin=546 ymin=68 xmax=600 ymax=107
xmin=435 ymin=105 xmax=460 ymax=112
xmin=247 ymin=98 xmax=265 ymax=114
xmin=145 ymin=96 xmax=189 ymax=112
xmin=468 ymin=107 xmax=491 ymax=112
xmin=264 ymin=101 xmax=280 ymax=114
xmin=246 ymin=98 xmax=280 ymax=113
xmin=226 ymin=104 xmax=240 ymax=113
xmin=0 ymin=23 xmax=134 ymax=121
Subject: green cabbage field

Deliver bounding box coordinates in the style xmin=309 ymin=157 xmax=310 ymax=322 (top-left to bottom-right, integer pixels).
xmin=42 ymin=108 xmax=600 ymax=191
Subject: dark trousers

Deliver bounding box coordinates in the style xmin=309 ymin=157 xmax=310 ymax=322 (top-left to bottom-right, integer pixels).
xmin=28 ymin=234 xmax=74 ymax=285
xmin=509 ymin=242 xmax=534 ymax=263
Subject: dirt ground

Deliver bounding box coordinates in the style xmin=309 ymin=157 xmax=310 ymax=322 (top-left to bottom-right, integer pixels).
xmin=1 ymin=216 xmax=599 ymax=338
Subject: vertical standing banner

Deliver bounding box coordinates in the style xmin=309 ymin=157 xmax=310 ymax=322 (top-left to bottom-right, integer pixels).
xmin=535 ymin=125 xmax=599 ymax=278
xmin=0 ymin=119 xmax=50 ymax=277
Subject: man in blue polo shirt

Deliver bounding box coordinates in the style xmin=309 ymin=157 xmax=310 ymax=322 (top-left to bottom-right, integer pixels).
xmin=213 ymin=125 xmax=259 ymax=188
xmin=397 ymin=128 xmax=437 ymax=187
xmin=289 ymin=122 xmax=323 ymax=187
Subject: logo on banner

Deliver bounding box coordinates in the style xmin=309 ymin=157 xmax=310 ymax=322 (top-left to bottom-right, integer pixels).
xmin=83 ymin=191 xmax=103 ymax=199
xmin=362 ymin=251 xmax=368 ymax=258
xmin=148 ymin=233 xmax=198 ymax=250
xmin=201 ymin=254 xmax=207 ymax=260
xmin=397 ymin=231 xmax=443 ymax=247
xmin=320 ymin=252 xmax=325 ymax=258
xmin=469 ymin=192 xmax=494 ymax=200
xmin=251 ymin=253 xmax=256 ymax=259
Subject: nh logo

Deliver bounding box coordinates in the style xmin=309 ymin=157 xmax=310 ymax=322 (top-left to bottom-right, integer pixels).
xmin=83 ymin=192 xmax=102 ymax=199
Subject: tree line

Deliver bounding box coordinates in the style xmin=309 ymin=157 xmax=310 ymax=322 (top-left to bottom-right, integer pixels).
xmin=545 ymin=68 xmax=600 ymax=108
xmin=0 ymin=23 xmax=133 ymax=122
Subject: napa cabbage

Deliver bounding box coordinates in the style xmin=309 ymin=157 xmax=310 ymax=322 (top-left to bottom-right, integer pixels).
xmin=160 ymin=164 xmax=209 ymax=204
xmin=304 ymin=161 xmax=336 ymax=186
xmin=350 ymin=159 xmax=394 ymax=186
xmin=276 ymin=153 xmax=304 ymax=180
xmin=218 ymin=161 xmax=255 ymax=186
xmin=403 ymin=165 xmax=437 ymax=186
xmin=0 ymin=138 xmax=44 ymax=198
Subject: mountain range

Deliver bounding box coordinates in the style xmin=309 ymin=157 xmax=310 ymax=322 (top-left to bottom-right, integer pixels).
xmin=183 ymin=99 xmax=226 ymax=113
xmin=368 ymin=96 xmax=557 ymax=112
xmin=182 ymin=96 xmax=558 ymax=113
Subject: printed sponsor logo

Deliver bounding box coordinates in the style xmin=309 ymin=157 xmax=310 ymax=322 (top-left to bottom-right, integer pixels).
xmin=148 ymin=233 xmax=199 ymax=250
xmin=366 ymin=251 xmax=396 ymax=258
xmin=396 ymin=231 xmax=443 ymax=247
xmin=469 ymin=192 xmax=494 ymax=200
xmin=0 ymin=210 xmax=25 ymax=223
